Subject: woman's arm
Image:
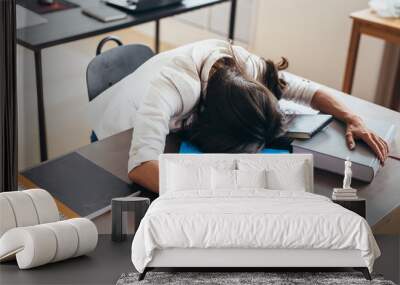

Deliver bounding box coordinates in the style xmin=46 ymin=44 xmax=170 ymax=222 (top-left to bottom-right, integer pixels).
xmin=128 ymin=161 xmax=159 ymax=193
xmin=127 ymin=83 xmax=178 ymax=193
xmin=278 ymin=71 xmax=389 ymax=164
xmin=127 ymin=56 xmax=201 ymax=193
xmin=310 ymin=89 xmax=389 ymax=164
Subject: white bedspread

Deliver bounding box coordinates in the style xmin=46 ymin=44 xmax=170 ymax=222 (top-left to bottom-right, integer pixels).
xmin=131 ymin=190 xmax=380 ymax=273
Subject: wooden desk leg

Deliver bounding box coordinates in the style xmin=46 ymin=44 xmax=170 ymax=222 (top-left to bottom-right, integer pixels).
xmin=155 ymin=19 xmax=160 ymax=54
xmin=342 ymin=21 xmax=361 ymax=94
xmin=389 ymin=55 xmax=400 ymax=111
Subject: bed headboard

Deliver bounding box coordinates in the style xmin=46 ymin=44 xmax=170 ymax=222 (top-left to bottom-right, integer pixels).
xmin=159 ymin=154 xmax=314 ymax=195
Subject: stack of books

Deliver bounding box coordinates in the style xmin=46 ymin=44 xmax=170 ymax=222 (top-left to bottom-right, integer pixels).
xmin=332 ymin=188 xmax=358 ymax=200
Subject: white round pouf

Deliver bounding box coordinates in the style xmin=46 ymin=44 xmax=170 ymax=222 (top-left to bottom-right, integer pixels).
xmin=0 ymin=190 xmax=97 ymax=269
xmin=66 ymin=218 xmax=98 ymax=257
xmin=43 ymin=221 xmax=79 ymax=262
xmin=0 ymin=226 xmax=57 ymax=269
xmin=0 ymin=196 xmax=17 ymax=237
xmin=24 ymin=189 xmax=59 ymax=224
xmin=0 ymin=192 xmax=39 ymax=227
xmin=0 ymin=189 xmax=59 ymax=237
xmin=0 ymin=218 xmax=98 ymax=269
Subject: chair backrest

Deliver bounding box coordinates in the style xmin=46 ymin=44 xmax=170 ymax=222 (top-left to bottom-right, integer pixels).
xmin=86 ymin=36 xmax=155 ymax=101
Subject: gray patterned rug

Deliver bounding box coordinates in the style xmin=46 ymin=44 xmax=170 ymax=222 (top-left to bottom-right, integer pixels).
xmin=116 ymin=272 xmax=396 ymax=285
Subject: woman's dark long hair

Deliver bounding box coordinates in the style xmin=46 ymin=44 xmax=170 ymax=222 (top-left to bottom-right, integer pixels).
xmin=262 ymin=57 xmax=289 ymax=100
xmin=179 ymin=54 xmax=288 ymax=153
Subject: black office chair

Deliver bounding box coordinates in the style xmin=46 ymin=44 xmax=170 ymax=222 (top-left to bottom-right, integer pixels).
xmin=86 ymin=36 xmax=155 ymax=142
xmin=86 ymin=36 xmax=159 ymax=201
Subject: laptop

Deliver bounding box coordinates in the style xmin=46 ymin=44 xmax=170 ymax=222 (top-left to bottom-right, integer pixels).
xmin=105 ymin=0 xmax=183 ymax=12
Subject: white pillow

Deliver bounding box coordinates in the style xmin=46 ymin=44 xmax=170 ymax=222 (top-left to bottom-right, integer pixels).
xmin=211 ymin=168 xmax=236 ymax=190
xmin=266 ymin=167 xmax=306 ymax=191
xmin=238 ymin=158 xmax=308 ymax=191
xmin=211 ymin=169 xmax=268 ymax=190
xmin=236 ymin=169 xmax=267 ymax=189
xmin=167 ymin=162 xmax=212 ymax=192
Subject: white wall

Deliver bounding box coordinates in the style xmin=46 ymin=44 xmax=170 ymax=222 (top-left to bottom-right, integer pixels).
xmin=17 ymin=46 xmax=40 ymax=168
xmin=134 ymin=0 xmax=256 ymax=47
xmin=251 ymin=0 xmax=385 ymax=102
xmin=17 ymin=42 xmax=93 ymax=169
xmin=176 ymin=0 xmax=256 ymax=43
xmin=141 ymin=0 xmax=389 ymax=103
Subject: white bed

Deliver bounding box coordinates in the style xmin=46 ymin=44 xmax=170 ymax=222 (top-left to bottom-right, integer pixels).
xmin=131 ymin=154 xmax=380 ymax=280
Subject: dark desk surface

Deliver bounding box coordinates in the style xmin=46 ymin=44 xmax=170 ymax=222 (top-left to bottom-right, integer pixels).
xmin=17 ymin=0 xmax=229 ymax=50
xmin=0 ymin=235 xmax=133 ymax=285
xmin=19 ymin=85 xmax=400 ymax=233
xmin=77 ymin=87 xmax=400 ymax=234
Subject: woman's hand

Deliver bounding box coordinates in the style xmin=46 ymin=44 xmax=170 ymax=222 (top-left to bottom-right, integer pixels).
xmin=310 ymin=90 xmax=389 ymax=165
xmin=345 ymin=115 xmax=389 ymax=165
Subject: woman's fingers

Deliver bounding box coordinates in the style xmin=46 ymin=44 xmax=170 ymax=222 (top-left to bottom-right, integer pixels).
xmin=372 ymin=134 xmax=388 ymax=161
xmin=345 ymin=131 xmax=356 ymax=150
xmin=379 ymin=136 xmax=389 ymax=159
xmin=377 ymin=136 xmax=388 ymax=159
xmin=362 ymin=133 xmax=385 ymax=164
xmin=379 ymin=136 xmax=390 ymax=157
xmin=345 ymin=117 xmax=389 ymax=165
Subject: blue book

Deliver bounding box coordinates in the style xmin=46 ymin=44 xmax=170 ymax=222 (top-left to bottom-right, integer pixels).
xmin=179 ymin=141 xmax=289 ymax=154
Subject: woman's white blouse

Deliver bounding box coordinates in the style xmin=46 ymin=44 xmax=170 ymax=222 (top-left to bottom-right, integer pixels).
xmin=88 ymin=39 xmax=320 ymax=173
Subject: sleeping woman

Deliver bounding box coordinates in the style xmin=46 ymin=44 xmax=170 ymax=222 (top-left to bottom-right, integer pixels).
xmin=91 ymin=39 xmax=389 ymax=193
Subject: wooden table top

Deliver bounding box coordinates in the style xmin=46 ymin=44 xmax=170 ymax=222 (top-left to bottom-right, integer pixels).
xmin=75 ymin=84 xmax=400 ymax=234
xmin=351 ymin=9 xmax=400 ymax=31
xmin=20 ymin=81 xmax=400 ymax=234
